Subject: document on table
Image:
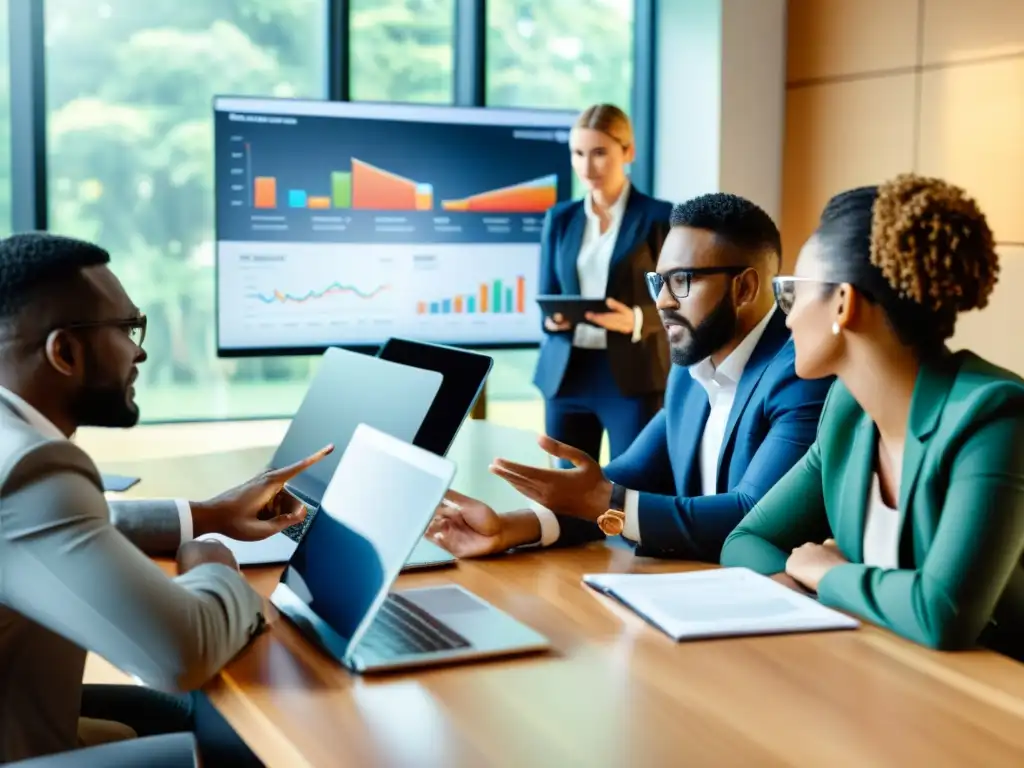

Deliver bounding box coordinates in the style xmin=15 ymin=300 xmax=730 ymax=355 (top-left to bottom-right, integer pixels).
xmin=582 ymin=567 xmax=859 ymax=641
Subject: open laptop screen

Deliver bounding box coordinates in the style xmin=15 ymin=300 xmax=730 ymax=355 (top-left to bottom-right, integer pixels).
xmin=276 ymin=424 xmax=456 ymax=653
xmin=376 ymin=338 xmax=492 ymax=457
xmin=269 ymin=346 xmax=443 ymax=505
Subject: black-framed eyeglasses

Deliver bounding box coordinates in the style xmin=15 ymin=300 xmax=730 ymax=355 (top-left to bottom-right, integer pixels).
xmin=62 ymin=314 xmax=147 ymax=347
xmin=645 ymin=267 xmax=748 ymax=302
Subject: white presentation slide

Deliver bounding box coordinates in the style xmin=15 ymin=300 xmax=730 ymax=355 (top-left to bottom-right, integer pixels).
xmin=216 ymin=241 xmax=544 ymax=350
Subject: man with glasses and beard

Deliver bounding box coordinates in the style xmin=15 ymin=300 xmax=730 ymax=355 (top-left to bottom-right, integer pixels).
xmin=0 ymin=233 xmax=332 ymax=766
xmin=427 ymin=193 xmax=834 ymax=561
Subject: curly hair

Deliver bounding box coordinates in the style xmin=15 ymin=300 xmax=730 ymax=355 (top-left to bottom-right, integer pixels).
xmin=814 ymin=174 xmax=999 ymax=352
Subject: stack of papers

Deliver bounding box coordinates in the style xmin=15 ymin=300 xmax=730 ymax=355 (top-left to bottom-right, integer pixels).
xmin=583 ymin=568 xmax=859 ymax=641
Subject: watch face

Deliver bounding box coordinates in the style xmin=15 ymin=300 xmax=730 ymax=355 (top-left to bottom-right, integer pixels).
xmin=598 ymin=512 xmax=625 ymax=536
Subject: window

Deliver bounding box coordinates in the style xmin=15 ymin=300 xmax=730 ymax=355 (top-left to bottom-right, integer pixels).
xmin=45 ymin=1 xmax=328 ymax=421
xmin=0 ymin=0 xmax=10 ymax=235
xmin=349 ymin=0 xmax=455 ymax=104
xmin=484 ymin=0 xmax=635 ymax=408
xmin=486 ymin=0 xmax=634 ymax=110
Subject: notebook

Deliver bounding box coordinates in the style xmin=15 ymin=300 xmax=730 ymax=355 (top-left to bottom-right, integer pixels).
xmin=582 ymin=568 xmax=859 ymax=641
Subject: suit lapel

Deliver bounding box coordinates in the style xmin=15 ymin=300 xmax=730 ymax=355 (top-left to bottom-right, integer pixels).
xmin=838 ymin=416 xmax=876 ymax=562
xmin=605 ymin=192 xmax=647 ymax=288
xmin=557 ymin=205 xmax=586 ymax=295
xmin=899 ymin=355 xmax=957 ymax=514
xmin=716 ymin=311 xmax=789 ymax=484
xmin=676 ymin=379 xmax=711 ymax=497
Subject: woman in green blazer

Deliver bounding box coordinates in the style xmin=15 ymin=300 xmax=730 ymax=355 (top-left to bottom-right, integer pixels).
xmin=721 ymin=174 xmax=1024 ymax=661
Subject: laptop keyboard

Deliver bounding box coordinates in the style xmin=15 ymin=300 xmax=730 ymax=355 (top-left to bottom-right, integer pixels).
xmin=281 ymin=508 xmax=317 ymax=542
xmin=358 ymin=593 xmax=471 ymax=658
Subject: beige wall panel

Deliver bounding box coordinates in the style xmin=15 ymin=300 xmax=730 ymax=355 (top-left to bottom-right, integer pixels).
xmin=922 ymin=0 xmax=1024 ymax=65
xmin=917 ymin=58 xmax=1024 ymax=243
xmin=950 ymin=246 xmax=1024 ymax=375
xmin=787 ymin=0 xmax=919 ymax=82
xmin=781 ymin=76 xmax=917 ymax=269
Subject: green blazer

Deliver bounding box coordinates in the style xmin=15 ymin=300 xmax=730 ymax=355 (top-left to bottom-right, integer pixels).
xmin=721 ymin=351 xmax=1024 ymax=660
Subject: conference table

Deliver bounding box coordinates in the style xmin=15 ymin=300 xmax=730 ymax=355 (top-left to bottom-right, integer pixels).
xmin=101 ymin=420 xmax=1024 ymax=767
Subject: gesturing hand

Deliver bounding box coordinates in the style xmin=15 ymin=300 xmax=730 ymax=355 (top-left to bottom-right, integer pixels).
xmin=584 ymin=298 xmax=636 ymax=335
xmin=190 ymin=445 xmax=334 ymax=541
xmin=489 ymin=435 xmax=612 ymax=522
xmin=426 ymin=490 xmax=507 ymax=558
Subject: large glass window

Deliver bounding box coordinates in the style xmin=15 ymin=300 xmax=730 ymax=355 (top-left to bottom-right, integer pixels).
xmin=486 ymin=0 xmax=634 ymax=110
xmin=0 ymin=0 xmax=10 ymax=235
xmin=349 ymin=0 xmax=455 ymax=104
xmin=45 ymin=1 xmax=328 ymax=421
xmin=484 ymin=0 xmax=635 ymax=409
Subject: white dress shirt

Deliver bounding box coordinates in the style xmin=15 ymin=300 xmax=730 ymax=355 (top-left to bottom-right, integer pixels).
xmin=0 ymin=386 xmax=193 ymax=543
xmin=862 ymin=472 xmax=901 ymax=569
xmin=531 ymin=305 xmax=777 ymax=547
xmin=572 ymin=181 xmax=643 ymax=349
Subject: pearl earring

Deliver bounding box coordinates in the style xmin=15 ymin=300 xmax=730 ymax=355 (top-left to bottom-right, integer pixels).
xmin=831 ymin=322 xmax=840 ymax=336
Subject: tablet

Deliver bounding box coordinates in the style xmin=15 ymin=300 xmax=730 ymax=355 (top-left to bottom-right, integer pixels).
xmin=536 ymin=295 xmax=610 ymax=326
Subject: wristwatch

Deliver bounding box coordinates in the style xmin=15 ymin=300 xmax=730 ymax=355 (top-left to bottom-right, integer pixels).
xmin=596 ymin=484 xmax=627 ymax=536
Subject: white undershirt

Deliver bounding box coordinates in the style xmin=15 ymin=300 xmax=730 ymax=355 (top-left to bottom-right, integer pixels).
xmin=572 ymin=181 xmax=643 ymax=349
xmin=0 ymin=385 xmax=193 ymax=544
xmin=530 ymin=306 xmax=777 ymax=547
xmin=862 ymin=472 xmax=901 ymax=569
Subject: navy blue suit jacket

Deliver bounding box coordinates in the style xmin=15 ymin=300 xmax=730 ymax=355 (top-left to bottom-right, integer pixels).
xmin=532 ymin=188 xmax=673 ymax=399
xmin=553 ymin=310 xmax=835 ymax=562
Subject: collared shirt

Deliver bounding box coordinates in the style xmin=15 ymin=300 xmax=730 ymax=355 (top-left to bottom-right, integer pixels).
xmin=530 ymin=305 xmax=777 ymax=547
xmin=572 ymin=180 xmax=643 ymax=348
xmin=0 ymin=385 xmax=193 ymax=543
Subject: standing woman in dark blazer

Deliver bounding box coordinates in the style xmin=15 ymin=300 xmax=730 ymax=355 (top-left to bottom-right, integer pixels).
xmin=533 ymin=104 xmax=672 ymax=464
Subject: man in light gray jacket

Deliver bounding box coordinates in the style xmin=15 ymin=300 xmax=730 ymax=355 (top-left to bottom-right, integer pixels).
xmin=0 ymin=233 xmax=332 ymax=765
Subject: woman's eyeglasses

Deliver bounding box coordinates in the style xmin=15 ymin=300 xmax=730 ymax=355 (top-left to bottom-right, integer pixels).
xmin=645 ymin=266 xmax=748 ymax=301
xmin=772 ymin=277 xmax=848 ymax=314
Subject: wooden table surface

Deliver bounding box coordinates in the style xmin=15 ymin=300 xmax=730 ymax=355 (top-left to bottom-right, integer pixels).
xmin=102 ymin=421 xmax=1024 ymax=768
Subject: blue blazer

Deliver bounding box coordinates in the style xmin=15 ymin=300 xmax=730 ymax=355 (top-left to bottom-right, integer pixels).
xmin=532 ymin=188 xmax=673 ymax=399
xmin=554 ymin=310 xmax=835 ymax=561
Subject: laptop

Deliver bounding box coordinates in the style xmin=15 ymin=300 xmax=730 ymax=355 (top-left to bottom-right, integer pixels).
xmin=271 ymin=423 xmax=550 ymax=673
xmin=376 ymin=338 xmax=493 ymax=457
xmin=201 ymin=346 xmax=451 ymax=569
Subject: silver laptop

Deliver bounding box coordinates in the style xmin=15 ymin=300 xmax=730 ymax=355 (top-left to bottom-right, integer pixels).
xmin=271 ymin=424 xmax=550 ymax=673
xmin=203 ymin=346 xmax=456 ymax=570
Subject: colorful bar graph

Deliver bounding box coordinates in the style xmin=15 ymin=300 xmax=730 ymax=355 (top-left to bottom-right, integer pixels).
xmin=441 ymin=174 xmax=558 ymax=213
xmin=288 ymin=189 xmax=307 ymax=208
xmin=331 ymin=172 xmax=352 ymax=208
xmin=308 ymin=196 xmax=331 ymax=209
xmin=416 ymin=276 xmax=527 ymax=317
xmin=254 ymin=177 xmax=277 ymax=209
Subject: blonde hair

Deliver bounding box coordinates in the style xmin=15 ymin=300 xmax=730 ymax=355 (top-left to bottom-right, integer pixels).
xmin=574 ymin=104 xmax=634 ymax=150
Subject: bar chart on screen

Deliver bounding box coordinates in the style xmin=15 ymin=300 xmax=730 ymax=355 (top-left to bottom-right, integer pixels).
xmin=217 ymin=241 xmax=542 ymax=349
